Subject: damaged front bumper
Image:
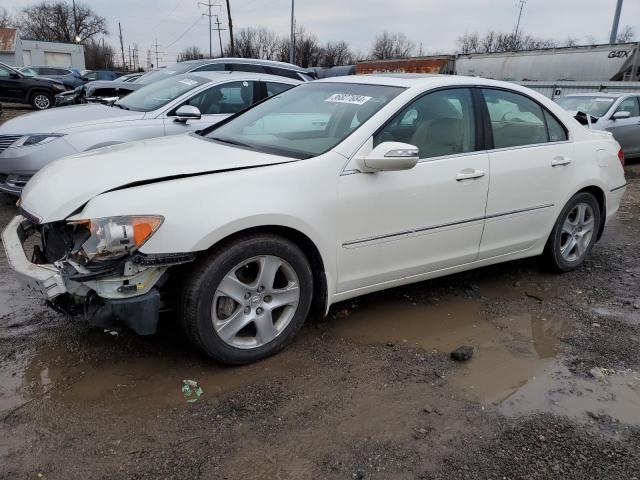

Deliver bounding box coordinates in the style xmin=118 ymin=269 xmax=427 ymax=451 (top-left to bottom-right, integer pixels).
xmin=2 ymin=215 xmax=192 ymax=335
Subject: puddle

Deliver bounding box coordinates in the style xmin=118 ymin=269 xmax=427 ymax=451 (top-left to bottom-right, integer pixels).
xmin=502 ymin=364 xmax=640 ymax=426
xmin=0 ymin=339 xmax=305 ymax=418
xmin=328 ymin=298 xmax=563 ymax=403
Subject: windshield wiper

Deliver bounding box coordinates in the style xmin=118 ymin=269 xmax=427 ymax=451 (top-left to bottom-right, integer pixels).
xmin=113 ymin=103 xmax=129 ymax=110
xmin=209 ymin=136 xmax=252 ymax=149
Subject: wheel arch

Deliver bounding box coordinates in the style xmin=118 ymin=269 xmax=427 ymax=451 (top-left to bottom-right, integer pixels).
xmin=575 ymin=185 xmax=606 ymax=240
xmin=198 ymin=224 xmax=330 ymax=318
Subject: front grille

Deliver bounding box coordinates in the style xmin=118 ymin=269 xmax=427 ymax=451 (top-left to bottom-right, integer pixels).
xmin=0 ymin=135 xmax=22 ymax=154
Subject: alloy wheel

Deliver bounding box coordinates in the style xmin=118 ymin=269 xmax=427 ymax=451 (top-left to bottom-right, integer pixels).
xmin=211 ymin=255 xmax=300 ymax=349
xmin=559 ymin=202 xmax=595 ymax=262
xmin=34 ymin=94 xmax=51 ymax=109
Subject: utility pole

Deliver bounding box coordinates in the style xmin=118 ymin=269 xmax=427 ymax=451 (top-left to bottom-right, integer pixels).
xmin=118 ymin=22 xmax=126 ymax=70
xmin=213 ymin=15 xmax=226 ymax=57
xmin=128 ymin=45 xmax=132 ymax=71
xmin=289 ymin=0 xmax=295 ymax=64
xmin=609 ymin=0 xmax=624 ymax=44
xmin=513 ymin=0 xmax=527 ymax=40
xmin=154 ymin=39 xmax=160 ymax=68
xmin=72 ymin=0 xmax=79 ymax=42
xmin=225 ymin=0 xmax=234 ymax=56
xmin=199 ymin=0 xmax=219 ymax=58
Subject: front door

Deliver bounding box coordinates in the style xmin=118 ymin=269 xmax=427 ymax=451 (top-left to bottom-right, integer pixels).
xmin=0 ymin=65 xmax=24 ymax=102
xmin=607 ymin=96 xmax=640 ymax=158
xmin=337 ymin=87 xmax=490 ymax=293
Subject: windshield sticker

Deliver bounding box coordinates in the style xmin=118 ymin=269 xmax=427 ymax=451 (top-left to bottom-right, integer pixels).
xmin=325 ymin=93 xmax=372 ymax=105
xmin=164 ymin=70 xmax=176 ymax=75
xmin=242 ymin=81 xmax=249 ymax=87
xmin=179 ymin=78 xmax=198 ymax=86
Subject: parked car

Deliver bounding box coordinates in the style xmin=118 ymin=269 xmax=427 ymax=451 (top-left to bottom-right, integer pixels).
xmin=3 ymin=75 xmax=626 ymax=364
xmin=18 ymin=66 xmax=84 ymax=89
xmin=80 ymin=70 xmax=121 ymax=81
xmin=136 ymin=58 xmax=316 ymax=85
xmin=118 ymin=72 xmax=144 ymax=82
xmin=55 ymin=80 xmax=144 ymax=107
xmin=556 ymin=93 xmax=640 ymax=159
xmin=0 ymin=62 xmax=67 ymax=110
xmin=0 ymin=72 xmax=300 ymax=194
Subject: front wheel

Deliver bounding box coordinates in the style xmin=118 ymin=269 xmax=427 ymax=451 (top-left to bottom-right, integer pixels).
xmin=545 ymin=192 xmax=601 ymax=271
xmin=179 ymin=234 xmax=313 ymax=364
xmin=30 ymin=92 xmax=53 ymax=110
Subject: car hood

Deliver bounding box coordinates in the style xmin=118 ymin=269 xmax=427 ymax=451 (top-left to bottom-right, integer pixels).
xmin=21 ymin=134 xmax=298 ymax=223
xmin=0 ymin=104 xmax=144 ymax=134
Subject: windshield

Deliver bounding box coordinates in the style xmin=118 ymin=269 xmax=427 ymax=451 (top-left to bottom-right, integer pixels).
xmin=116 ymin=74 xmax=207 ymax=112
xmin=203 ymin=82 xmax=404 ymax=159
xmin=556 ymin=96 xmax=615 ymax=118
xmin=135 ymin=63 xmax=195 ymax=85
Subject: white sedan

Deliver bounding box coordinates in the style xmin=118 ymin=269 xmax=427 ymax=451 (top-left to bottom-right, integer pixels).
xmin=3 ymin=75 xmax=626 ymax=364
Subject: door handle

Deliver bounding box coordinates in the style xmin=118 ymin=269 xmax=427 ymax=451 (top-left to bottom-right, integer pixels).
xmin=456 ymin=169 xmax=485 ymax=181
xmin=551 ymin=156 xmax=571 ymax=167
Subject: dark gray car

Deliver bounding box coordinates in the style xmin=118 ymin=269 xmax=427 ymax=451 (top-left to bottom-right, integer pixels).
xmin=19 ymin=66 xmax=85 ymax=89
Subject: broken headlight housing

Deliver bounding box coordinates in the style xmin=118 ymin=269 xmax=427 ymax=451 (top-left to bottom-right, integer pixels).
xmin=69 ymin=215 xmax=163 ymax=261
xmin=11 ymin=134 xmax=65 ymax=148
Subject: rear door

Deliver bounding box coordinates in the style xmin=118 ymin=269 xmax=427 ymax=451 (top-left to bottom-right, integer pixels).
xmin=606 ymin=96 xmax=640 ymax=157
xmin=479 ymin=88 xmax=573 ymax=259
xmin=0 ymin=65 xmax=24 ymax=101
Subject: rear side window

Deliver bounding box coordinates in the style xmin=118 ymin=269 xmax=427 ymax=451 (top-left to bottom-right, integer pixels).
xmin=265 ymin=81 xmax=294 ymax=97
xmin=229 ymin=63 xmax=266 ymax=73
xmin=374 ymin=88 xmax=477 ymax=160
xmin=615 ymin=97 xmax=640 ymax=117
xmin=482 ymin=89 xmax=566 ymax=148
xmin=192 ymin=63 xmax=225 ymax=72
xmin=267 ymin=66 xmax=302 ymax=80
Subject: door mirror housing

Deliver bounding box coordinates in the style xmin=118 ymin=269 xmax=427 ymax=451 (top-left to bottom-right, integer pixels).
xmin=174 ymin=105 xmax=202 ymax=123
xmin=9 ymin=72 xmax=20 ymax=79
xmin=360 ymin=142 xmax=419 ymax=172
xmin=612 ymin=110 xmax=631 ymax=120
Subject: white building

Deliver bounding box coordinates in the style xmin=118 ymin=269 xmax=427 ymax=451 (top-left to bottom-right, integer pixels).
xmin=0 ymin=28 xmax=85 ymax=69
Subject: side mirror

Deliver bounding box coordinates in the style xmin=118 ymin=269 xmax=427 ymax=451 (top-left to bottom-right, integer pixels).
xmin=174 ymin=105 xmax=201 ymax=123
xmin=9 ymin=72 xmax=20 ymax=79
xmin=612 ymin=110 xmax=631 ymax=120
xmin=360 ymin=142 xmax=419 ymax=172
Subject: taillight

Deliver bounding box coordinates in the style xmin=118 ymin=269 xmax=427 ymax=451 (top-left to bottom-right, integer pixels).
xmin=618 ymin=148 xmax=625 ymax=166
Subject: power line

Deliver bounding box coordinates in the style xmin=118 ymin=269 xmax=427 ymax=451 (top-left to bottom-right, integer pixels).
xmin=165 ymin=15 xmax=204 ymax=49
xmin=213 ymin=15 xmax=227 ymax=56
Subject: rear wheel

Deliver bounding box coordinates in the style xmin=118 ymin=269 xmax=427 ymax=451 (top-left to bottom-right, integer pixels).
xmin=179 ymin=234 xmax=313 ymax=364
xmin=545 ymin=192 xmax=600 ymax=271
xmin=30 ymin=91 xmax=53 ymax=110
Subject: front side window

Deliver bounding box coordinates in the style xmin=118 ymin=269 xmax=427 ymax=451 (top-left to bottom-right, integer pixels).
xmin=374 ymin=88 xmax=477 ymax=159
xmin=482 ymin=89 xmax=554 ymax=148
xmin=181 ymin=81 xmax=255 ymax=115
xmin=265 ymin=81 xmax=294 ymax=97
xmin=84 ymin=71 xmax=98 ymax=81
xmin=0 ymin=65 xmax=12 ymax=77
xmin=615 ymin=97 xmax=640 ymax=117
xmin=203 ymin=82 xmax=404 ymax=159
xmin=192 ymin=63 xmax=225 ymax=72
xmin=116 ymin=74 xmax=208 ymax=112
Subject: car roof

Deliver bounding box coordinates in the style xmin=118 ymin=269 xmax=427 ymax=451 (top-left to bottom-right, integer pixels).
xmin=178 ymin=71 xmax=302 ymax=84
xmin=180 ymin=57 xmax=310 ymax=72
xmin=315 ymin=74 xmax=535 ymax=90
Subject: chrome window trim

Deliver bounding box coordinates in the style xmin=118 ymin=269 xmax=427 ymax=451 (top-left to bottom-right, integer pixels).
xmin=342 ymin=203 xmax=554 ymax=248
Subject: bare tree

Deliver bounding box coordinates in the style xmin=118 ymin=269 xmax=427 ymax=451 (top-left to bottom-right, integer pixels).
xmin=457 ymin=32 xmax=480 ymax=54
xmin=370 ymin=31 xmax=414 ymax=59
xmin=321 ymin=41 xmax=353 ymax=67
xmin=83 ymin=38 xmax=115 ymax=70
xmin=457 ymin=30 xmax=556 ymax=54
xmin=617 ymin=25 xmax=636 ymax=43
xmin=16 ymin=1 xmax=107 ymax=43
xmin=562 ymin=37 xmax=579 ymax=47
xmin=0 ymin=7 xmax=14 ymax=28
xmin=177 ymin=46 xmax=205 ymax=62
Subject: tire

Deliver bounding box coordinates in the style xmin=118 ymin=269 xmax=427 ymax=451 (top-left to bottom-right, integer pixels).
xmin=30 ymin=91 xmax=53 ymax=110
xmin=545 ymin=192 xmax=601 ymax=272
xmin=179 ymin=234 xmax=313 ymax=364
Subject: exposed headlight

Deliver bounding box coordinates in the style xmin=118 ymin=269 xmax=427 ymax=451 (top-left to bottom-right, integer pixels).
xmin=52 ymin=83 xmax=66 ymax=91
xmin=69 ymin=215 xmax=164 ymax=261
xmin=10 ymin=134 xmax=65 ymax=148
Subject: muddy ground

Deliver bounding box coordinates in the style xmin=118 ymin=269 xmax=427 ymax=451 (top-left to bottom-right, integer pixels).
xmin=1 ymin=106 xmax=640 ymax=479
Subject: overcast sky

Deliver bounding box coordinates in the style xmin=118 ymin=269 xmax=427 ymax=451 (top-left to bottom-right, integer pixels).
xmin=3 ymin=0 xmax=640 ymax=65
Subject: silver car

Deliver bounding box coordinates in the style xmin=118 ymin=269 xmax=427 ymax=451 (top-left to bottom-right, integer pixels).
xmin=0 ymin=72 xmax=300 ymax=195
xmin=555 ymin=92 xmax=640 ymax=159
